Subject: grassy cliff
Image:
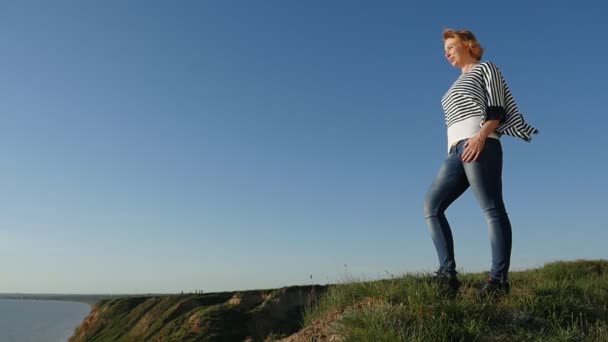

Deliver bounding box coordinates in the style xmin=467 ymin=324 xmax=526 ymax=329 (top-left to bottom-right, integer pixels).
xmin=71 ymin=260 xmax=608 ymax=341
xmin=69 ymin=285 xmax=326 ymax=342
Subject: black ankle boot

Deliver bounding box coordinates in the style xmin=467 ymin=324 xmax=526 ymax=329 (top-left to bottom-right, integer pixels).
xmin=478 ymin=277 xmax=510 ymax=299
xmin=431 ymin=270 xmax=461 ymax=298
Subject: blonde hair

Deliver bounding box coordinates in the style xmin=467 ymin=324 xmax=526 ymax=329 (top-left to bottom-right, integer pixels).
xmin=443 ymin=29 xmax=484 ymax=61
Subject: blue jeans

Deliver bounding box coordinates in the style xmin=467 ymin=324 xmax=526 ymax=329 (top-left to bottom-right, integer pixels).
xmin=423 ymin=138 xmax=512 ymax=281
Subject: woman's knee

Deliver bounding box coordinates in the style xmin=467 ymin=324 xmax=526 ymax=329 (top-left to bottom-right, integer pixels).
xmin=423 ymin=192 xmax=441 ymax=218
xmin=481 ymin=204 xmax=509 ymax=222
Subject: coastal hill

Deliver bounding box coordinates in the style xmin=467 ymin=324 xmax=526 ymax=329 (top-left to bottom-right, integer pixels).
xmin=70 ymin=260 xmax=608 ymax=341
xmin=69 ymin=285 xmax=327 ymax=341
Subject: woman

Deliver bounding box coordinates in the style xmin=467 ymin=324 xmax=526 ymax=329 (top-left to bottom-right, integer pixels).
xmin=423 ymin=29 xmax=538 ymax=298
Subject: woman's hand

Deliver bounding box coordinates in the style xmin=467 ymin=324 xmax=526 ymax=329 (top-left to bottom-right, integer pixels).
xmin=462 ymin=134 xmax=486 ymax=162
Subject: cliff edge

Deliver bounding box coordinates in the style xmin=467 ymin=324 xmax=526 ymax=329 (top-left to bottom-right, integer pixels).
xmin=70 ymin=285 xmax=327 ymax=342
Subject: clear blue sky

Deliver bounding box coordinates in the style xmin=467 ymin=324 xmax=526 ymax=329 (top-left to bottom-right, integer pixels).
xmin=1 ymin=1 xmax=606 ymax=294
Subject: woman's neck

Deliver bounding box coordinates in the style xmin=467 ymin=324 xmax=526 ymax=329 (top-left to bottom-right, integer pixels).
xmin=460 ymin=61 xmax=480 ymax=74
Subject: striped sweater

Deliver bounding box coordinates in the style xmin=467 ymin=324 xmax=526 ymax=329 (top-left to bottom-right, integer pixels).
xmin=441 ymin=61 xmax=538 ymax=150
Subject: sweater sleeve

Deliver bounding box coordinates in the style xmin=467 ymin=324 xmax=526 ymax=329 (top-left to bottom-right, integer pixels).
xmin=481 ymin=62 xmax=507 ymax=122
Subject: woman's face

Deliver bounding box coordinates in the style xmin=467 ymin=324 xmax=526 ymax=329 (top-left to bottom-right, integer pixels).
xmin=444 ymin=38 xmax=471 ymax=67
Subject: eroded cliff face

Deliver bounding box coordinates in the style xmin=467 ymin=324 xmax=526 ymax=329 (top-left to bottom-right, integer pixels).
xmin=70 ymin=285 xmax=327 ymax=342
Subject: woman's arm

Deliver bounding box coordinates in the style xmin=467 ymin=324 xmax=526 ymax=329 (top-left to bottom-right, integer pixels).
xmin=462 ymin=62 xmax=509 ymax=163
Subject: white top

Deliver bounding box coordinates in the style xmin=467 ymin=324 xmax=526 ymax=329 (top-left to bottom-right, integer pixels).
xmin=447 ymin=117 xmax=499 ymax=150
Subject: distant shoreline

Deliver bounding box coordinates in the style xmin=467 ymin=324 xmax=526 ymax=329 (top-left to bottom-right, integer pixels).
xmin=0 ymin=291 xmax=246 ymax=306
xmin=0 ymin=293 xmax=151 ymax=306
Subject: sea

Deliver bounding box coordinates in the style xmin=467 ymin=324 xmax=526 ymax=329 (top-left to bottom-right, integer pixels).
xmin=0 ymin=299 xmax=91 ymax=342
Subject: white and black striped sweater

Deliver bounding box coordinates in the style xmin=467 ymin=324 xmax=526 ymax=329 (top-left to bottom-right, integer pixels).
xmin=441 ymin=61 xmax=538 ymax=151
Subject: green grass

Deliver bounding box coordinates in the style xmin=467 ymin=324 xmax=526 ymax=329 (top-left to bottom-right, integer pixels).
xmin=303 ymin=260 xmax=608 ymax=341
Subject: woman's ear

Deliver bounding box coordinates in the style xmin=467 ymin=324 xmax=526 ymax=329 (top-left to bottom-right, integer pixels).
xmin=465 ymin=42 xmax=475 ymax=58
